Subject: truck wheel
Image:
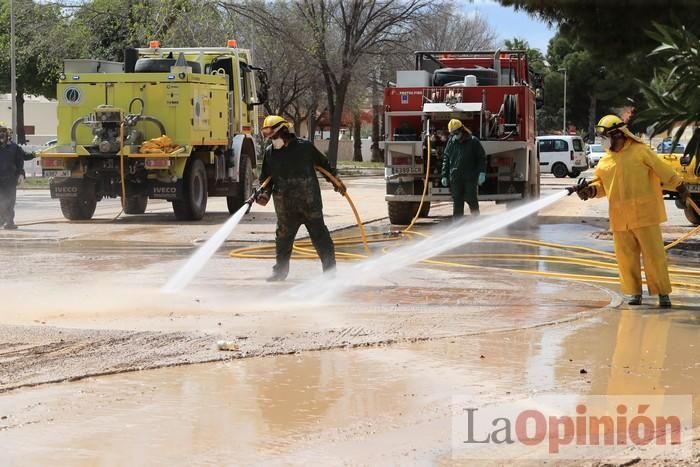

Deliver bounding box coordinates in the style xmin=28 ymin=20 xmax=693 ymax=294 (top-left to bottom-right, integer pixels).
xmin=418 ymin=201 xmax=431 ymax=218
xmin=551 ymin=163 xmax=568 ymax=178
xmin=388 ymin=201 xmax=420 ymax=225
xmin=226 ymin=154 xmax=254 ymax=214
xmin=60 ymin=196 xmax=97 ymax=221
xmin=568 ymin=169 xmax=581 ymax=178
xmin=124 ymin=195 xmax=148 ymax=214
xmin=172 ymin=158 xmax=208 ymax=221
xmin=684 ymin=201 xmax=700 ymax=225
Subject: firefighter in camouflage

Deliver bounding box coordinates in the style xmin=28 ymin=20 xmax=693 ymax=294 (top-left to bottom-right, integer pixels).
xmin=257 ymin=116 xmax=346 ymax=282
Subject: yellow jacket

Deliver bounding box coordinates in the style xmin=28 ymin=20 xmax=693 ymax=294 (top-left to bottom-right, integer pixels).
xmin=592 ymin=140 xmax=682 ymax=231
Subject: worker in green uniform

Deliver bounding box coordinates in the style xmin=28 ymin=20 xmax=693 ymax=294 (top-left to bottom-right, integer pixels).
xmin=441 ymin=119 xmax=487 ymax=218
xmin=257 ymin=115 xmax=346 ymax=282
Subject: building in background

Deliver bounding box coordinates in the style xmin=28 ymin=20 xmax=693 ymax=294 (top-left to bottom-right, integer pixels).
xmin=0 ymin=94 xmax=57 ymax=145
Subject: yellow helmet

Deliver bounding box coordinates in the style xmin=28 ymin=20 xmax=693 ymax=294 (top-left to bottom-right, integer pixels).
xmin=261 ymin=115 xmax=291 ymax=138
xmin=447 ymin=119 xmax=463 ymax=134
xmin=595 ymin=114 xmax=643 ymax=143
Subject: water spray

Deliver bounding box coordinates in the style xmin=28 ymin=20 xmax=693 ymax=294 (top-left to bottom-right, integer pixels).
xmin=162 ymin=167 xmax=370 ymax=293
xmin=160 ymin=178 xmax=271 ymax=294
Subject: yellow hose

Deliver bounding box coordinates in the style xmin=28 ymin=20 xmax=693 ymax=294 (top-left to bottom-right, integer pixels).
xmin=314 ymin=165 xmax=370 ymax=253
xmin=229 ymin=217 xmax=700 ymax=292
xmin=664 ymin=198 xmax=700 ymax=250
xmin=402 ymin=121 xmax=432 ymax=233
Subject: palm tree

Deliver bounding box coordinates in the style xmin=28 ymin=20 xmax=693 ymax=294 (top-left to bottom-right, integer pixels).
xmin=634 ymin=22 xmax=700 ymax=167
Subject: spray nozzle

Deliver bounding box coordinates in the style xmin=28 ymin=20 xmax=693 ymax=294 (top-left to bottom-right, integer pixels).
xmin=245 ymin=177 xmax=272 ymax=214
xmin=566 ymin=177 xmax=591 ymax=196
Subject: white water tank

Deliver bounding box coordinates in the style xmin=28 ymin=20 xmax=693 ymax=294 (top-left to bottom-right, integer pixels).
xmin=463 ymin=75 xmax=478 ymax=87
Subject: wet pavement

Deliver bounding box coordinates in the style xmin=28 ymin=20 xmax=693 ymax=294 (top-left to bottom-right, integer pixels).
xmin=2 ymin=308 xmax=699 ymax=465
xmin=1 ymin=174 xmax=699 ymax=465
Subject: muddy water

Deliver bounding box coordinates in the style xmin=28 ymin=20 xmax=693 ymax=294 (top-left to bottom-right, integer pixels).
xmin=2 ymin=305 xmax=698 ymax=465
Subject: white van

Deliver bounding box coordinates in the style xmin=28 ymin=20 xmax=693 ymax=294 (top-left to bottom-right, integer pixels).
xmin=537 ymin=135 xmax=588 ymax=178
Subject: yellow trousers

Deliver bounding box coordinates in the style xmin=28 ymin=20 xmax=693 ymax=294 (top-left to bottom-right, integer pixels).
xmin=612 ymin=224 xmax=671 ymax=295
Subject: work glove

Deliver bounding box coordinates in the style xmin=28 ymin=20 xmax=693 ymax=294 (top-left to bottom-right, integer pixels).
xmin=255 ymin=191 xmax=270 ymax=206
xmin=478 ymin=172 xmax=486 ymax=186
xmin=334 ymin=179 xmax=347 ymax=195
xmin=577 ymin=185 xmax=597 ymax=201
xmin=676 ymin=182 xmax=690 ymax=207
xmin=441 ymin=177 xmax=448 ymax=187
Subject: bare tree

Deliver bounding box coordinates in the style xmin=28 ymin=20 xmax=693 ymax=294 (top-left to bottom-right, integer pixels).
xmin=297 ymin=0 xmax=428 ymax=166
xmin=226 ymin=0 xmax=428 ymax=166
xmin=412 ymin=5 xmax=497 ymax=52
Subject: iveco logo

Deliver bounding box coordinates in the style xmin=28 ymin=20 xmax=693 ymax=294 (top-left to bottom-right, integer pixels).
xmin=56 ymin=186 xmax=78 ymax=193
xmin=154 ymin=187 xmax=177 ymax=194
xmin=64 ymin=87 xmax=81 ymax=105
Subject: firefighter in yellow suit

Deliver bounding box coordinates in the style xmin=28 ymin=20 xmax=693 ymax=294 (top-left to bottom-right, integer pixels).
xmin=577 ymin=115 xmax=689 ymax=307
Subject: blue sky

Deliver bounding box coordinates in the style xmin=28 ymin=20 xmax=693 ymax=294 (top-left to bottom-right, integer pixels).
xmin=461 ymin=0 xmax=558 ymax=54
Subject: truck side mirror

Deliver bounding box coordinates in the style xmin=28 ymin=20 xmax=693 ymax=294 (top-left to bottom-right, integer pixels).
xmin=254 ymin=68 xmax=269 ymax=106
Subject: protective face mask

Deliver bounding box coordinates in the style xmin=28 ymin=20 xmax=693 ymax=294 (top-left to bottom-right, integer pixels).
xmin=271 ymin=138 xmax=284 ymax=149
xmin=600 ymin=137 xmax=611 ymax=151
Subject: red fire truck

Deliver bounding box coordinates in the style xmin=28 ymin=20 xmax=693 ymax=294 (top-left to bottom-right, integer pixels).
xmin=383 ymin=50 xmax=542 ymax=224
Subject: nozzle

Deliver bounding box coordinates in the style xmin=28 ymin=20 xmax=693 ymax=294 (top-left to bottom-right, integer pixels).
xmin=566 ymin=177 xmax=590 ymax=196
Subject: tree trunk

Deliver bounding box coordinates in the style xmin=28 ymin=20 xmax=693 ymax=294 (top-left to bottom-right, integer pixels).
xmin=327 ymin=109 xmax=342 ymax=167
xmin=307 ymin=99 xmax=319 ymax=141
xmin=587 ymin=93 xmax=597 ymax=143
xmin=325 ymin=76 xmax=350 ymax=167
xmin=15 ymin=91 xmax=26 ymax=144
xmin=292 ymin=116 xmax=302 ymax=137
xmin=352 ymin=108 xmax=362 ymax=162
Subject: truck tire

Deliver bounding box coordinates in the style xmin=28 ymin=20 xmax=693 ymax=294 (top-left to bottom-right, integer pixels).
xmin=418 ymin=201 xmax=431 ymax=218
xmin=172 ymin=158 xmax=208 ymax=221
xmin=551 ymin=162 xmax=568 ymax=178
xmin=226 ymin=154 xmax=254 ymax=214
xmin=60 ymin=196 xmax=97 ymax=221
xmin=684 ymin=200 xmax=700 ymax=225
xmin=388 ymin=201 xmax=420 ymax=225
xmin=124 ymin=194 xmax=148 ymax=214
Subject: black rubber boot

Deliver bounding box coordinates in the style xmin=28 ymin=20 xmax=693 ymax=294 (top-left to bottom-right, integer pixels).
xmin=266 ymin=264 xmax=288 ymax=282
xmin=627 ymin=295 xmax=642 ymax=306
xmin=3 ymin=222 xmax=17 ymax=230
xmin=658 ymin=295 xmax=672 ymax=308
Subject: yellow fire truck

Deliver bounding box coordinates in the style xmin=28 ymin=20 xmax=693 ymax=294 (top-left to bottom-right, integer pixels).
xmin=39 ymin=40 xmax=268 ymax=220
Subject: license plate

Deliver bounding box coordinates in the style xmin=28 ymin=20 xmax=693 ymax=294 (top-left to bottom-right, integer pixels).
xmin=44 ymin=170 xmax=71 ymax=178
xmin=392 ymin=167 xmax=423 ymax=174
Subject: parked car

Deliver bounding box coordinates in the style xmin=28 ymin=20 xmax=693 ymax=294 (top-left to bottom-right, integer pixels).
xmin=586 ymin=143 xmax=606 ymax=168
xmin=536 ymin=135 xmax=588 ymax=178
xmin=656 ymin=138 xmax=686 ymax=154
